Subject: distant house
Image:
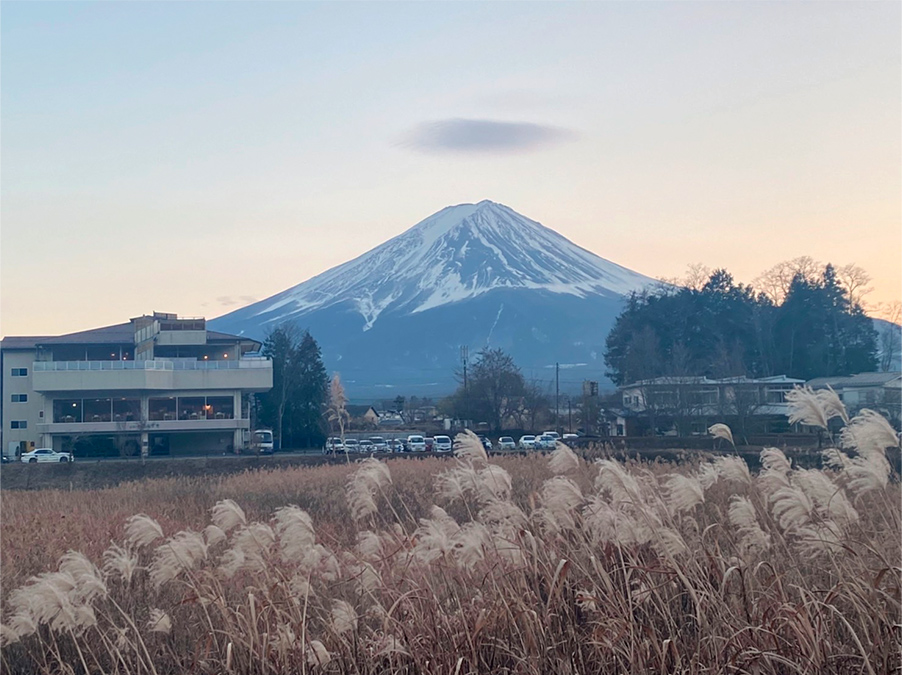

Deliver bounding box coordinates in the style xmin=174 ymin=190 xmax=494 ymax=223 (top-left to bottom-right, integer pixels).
xmin=376 ymin=410 xmax=404 ymax=427
xmin=363 ymin=407 xmax=381 ymax=426
xmin=807 ymin=371 xmax=901 ymax=425
xmin=617 ymin=375 xmax=804 ymax=436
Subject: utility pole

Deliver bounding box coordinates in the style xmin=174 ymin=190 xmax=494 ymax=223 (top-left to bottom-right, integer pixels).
xmin=461 ymin=346 xmax=469 ymax=429
xmin=568 ymin=396 xmax=572 ymax=433
xmin=555 ymin=362 xmax=560 ymax=433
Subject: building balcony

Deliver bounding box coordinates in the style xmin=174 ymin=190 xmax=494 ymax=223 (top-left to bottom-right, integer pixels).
xmin=32 ymin=358 xmax=272 ymax=393
xmin=37 ymin=416 xmax=251 ymax=435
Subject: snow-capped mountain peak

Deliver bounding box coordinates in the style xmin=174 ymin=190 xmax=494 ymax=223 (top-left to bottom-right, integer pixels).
xmin=218 ymin=200 xmax=656 ymax=332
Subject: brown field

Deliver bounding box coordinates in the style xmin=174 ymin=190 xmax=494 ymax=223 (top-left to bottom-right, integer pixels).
xmin=1 ymin=433 xmax=899 ymax=674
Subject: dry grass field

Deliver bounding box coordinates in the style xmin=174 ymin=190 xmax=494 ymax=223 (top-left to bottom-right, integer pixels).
xmin=1 ymin=394 xmax=899 ymax=674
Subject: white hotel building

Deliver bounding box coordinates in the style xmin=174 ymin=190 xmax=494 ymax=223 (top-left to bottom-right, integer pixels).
xmin=1 ymin=312 xmax=272 ymax=459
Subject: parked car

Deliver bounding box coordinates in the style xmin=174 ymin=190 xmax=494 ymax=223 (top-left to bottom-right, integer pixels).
xmin=479 ymin=435 xmax=493 ymax=452
xmin=390 ymin=439 xmax=405 ymax=453
xmin=358 ymin=439 xmax=374 ymax=453
xmin=1 ymin=454 xmax=11 ymax=464
xmin=497 ymin=436 xmax=516 ymax=451
xmin=518 ymin=435 xmax=537 ymax=450
xmin=21 ymin=448 xmax=72 ymax=463
xmin=406 ymin=435 xmax=426 ymax=452
xmin=344 ymin=439 xmax=360 ymax=453
xmin=369 ymin=437 xmax=388 ymax=452
xmin=424 ymin=437 xmax=435 ymax=452
xmin=252 ymin=429 xmax=274 ymax=454
xmin=433 ymin=435 xmax=453 ymax=453
xmin=536 ymin=434 xmax=557 ymax=450
xmin=325 ymin=438 xmax=344 ymax=454
xmin=542 ymin=431 xmax=561 ymax=441
xmin=562 ymin=433 xmax=579 ymax=441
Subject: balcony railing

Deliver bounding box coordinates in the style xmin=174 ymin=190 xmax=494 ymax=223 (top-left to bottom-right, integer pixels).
xmin=34 ymin=358 xmax=270 ymax=372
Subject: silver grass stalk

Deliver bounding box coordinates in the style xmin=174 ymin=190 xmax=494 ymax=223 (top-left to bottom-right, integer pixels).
xmin=413 ymin=506 xmax=460 ymax=564
xmin=728 ymin=496 xmax=771 ymax=555
xmin=548 ymin=442 xmax=580 ymax=474
xmin=793 ymin=468 xmax=859 ymax=530
xmin=796 ymin=520 xmax=844 ymax=556
xmin=306 ymin=639 xmax=331 ymax=667
xmin=452 ymin=522 xmax=490 ymax=571
xmin=0 ymin=624 xmax=19 ymax=647
xmin=356 ymin=530 xmax=383 ymax=562
xmin=124 ymin=514 xmax=164 ymax=549
xmin=211 ymin=499 xmax=247 ymax=533
xmin=59 ymin=551 xmax=107 ymax=603
xmin=535 ymin=476 xmax=584 ymax=533
xmin=147 ymin=608 xmax=172 ymax=634
xmin=273 ymin=505 xmax=316 ymax=563
xmin=663 ymin=474 xmax=705 ymax=514
xmin=816 ymin=387 xmax=850 ymax=424
xmin=478 ymin=499 xmax=528 ymax=531
xmin=760 ymin=447 xmax=792 ymax=474
xmin=697 ymin=462 xmax=720 ymax=490
xmin=595 ymin=459 xmax=643 ymax=505
xmin=330 ymin=599 xmax=358 ymax=634
xmin=346 ymin=458 xmax=392 ymax=522
xmin=149 ymin=530 xmax=207 ymax=589
xmin=840 ymin=409 xmax=899 ymax=461
xmin=785 ymin=386 xmax=829 ymax=429
xmin=845 ymin=456 xmax=890 ymax=495
xmin=708 ymin=423 xmax=734 ymax=445
xmin=203 ymin=524 xmax=227 ymax=548
xmin=715 ymin=456 xmax=752 ymax=485
xmin=477 ymin=464 xmax=512 ymax=502
xmin=770 ymin=483 xmax=815 ymax=532
xmin=372 ymin=633 xmax=410 ymax=658
xmin=822 ymin=447 xmax=852 ymax=471
xmin=435 ymin=462 xmax=482 ymax=503
xmin=454 ymin=429 xmax=488 ymax=463
xmin=218 ymin=523 xmax=275 ymax=577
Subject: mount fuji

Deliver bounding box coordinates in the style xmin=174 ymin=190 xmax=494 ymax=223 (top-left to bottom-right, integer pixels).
xmin=210 ymin=201 xmax=658 ymax=397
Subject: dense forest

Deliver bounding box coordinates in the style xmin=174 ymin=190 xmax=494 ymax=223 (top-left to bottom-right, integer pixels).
xmin=604 ymin=260 xmax=879 ymax=385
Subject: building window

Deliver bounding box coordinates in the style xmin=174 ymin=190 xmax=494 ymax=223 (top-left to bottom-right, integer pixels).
xmin=11 ymin=394 xmax=28 ymax=403
xmin=54 ymin=399 xmax=83 ymax=423
xmin=765 ymin=386 xmax=792 ymax=404
xmin=10 ymin=421 xmax=27 ymax=429
xmin=11 ymin=368 xmax=28 ymax=377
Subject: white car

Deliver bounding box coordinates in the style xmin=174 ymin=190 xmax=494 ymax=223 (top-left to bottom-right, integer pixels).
xmin=369 ymin=437 xmax=388 ymax=452
xmin=497 ymin=436 xmax=516 ymax=451
xmin=344 ymin=439 xmax=360 ymax=453
xmin=536 ymin=434 xmax=557 ymax=450
xmin=562 ymin=433 xmax=579 ymax=441
xmin=433 ymin=435 xmax=453 ymax=453
xmin=406 ymin=435 xmax=426 ymax=452
xmin=518 ymin=435 xmax=537 ymax=450
xmin=542 ymin=431 xmax=561 ymax=441
xmin=21 ymin=448 xmax=72 ymax=463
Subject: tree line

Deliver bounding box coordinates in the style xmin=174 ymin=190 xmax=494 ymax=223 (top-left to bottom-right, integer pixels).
xmin=604 ymin=259 xmax=880 ymax=386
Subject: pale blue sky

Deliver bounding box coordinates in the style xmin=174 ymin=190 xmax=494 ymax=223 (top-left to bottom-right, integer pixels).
xmin=3 ymin=2 xmax=899 ymax=335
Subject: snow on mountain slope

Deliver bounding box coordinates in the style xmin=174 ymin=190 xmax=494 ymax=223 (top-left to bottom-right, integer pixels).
xmin=218 ymin=200 xmax=656 ymax=332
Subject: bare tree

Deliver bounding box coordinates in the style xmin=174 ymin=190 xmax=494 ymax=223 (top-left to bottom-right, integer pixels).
xmin=835 ymin=263 xmax=873 ymax=308
xmin=658 ymin=262 xmax=713 ymax=291
xmin=753 ymin=256 xmax=822 ymax=304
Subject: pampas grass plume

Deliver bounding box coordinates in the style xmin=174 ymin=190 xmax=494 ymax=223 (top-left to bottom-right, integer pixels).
xmin=708 ymin=423 xmax=734 ymax=445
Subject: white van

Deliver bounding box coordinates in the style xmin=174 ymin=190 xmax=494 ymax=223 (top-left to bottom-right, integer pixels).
xmin=253 ymin=429 xmax=274 ymax=454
